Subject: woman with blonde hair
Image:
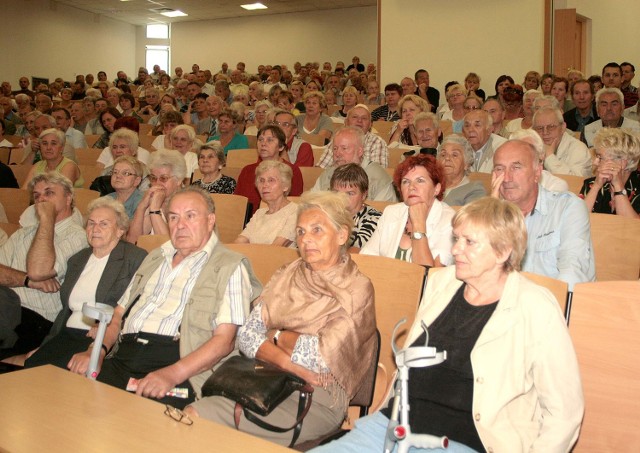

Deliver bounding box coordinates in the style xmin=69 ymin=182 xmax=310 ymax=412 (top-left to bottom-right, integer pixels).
xmin=295 ymin=91 xmax=333 ymax=142
xmin=389 ymin=94 xmax=431 ymax=146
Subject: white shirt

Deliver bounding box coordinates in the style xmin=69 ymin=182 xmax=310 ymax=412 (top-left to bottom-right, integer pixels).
xmin=66 ymin=253 xmax=110 ymax=329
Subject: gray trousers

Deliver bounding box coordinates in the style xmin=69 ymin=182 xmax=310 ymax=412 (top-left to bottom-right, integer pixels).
xmin=190 ymin=386 xmax=346 ymax=446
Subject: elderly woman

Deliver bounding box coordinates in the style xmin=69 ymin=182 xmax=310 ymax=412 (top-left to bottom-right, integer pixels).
xmin=389 ymin=94 xmax=431 ymax=146
xmin=440 ymin=84 xmax=467 ymax=124
xmin=105 ymin=156 xmax=145 ymax=219
xmin=127 ymin=149 xmax=186 ymax=243
xmin=186 ymin=191 xmax=377 ymax=447
xmin=165 ymin=124 xmax=199 ymax=178
xmin=234 ymin=160 xmax=297 ymax=247
xmin=332 ymin=86 xmax=358 ymax=120
xmin=107 ymin=88 xmax=123 ymax=113
xmin=248 ymin=81 xmax=266 ymax=106
xmin=22 ymin=128 xmax=83 ymax=189
xmin=59 ymin=88 xmax=73 ymax=110
xmin=506 ymin=89 xmax=541 ymax=133
xmin=361 ymin=154 xmax=455 ymax=267
xmin=235 ymin=125 xmax=304 ymax=216
xmin=437 ymin=134 xmax=486 ymax=206
xmin=92 ymin=107 xmax=123 ymax=149
xmin=330 ymin=163 xmax=381 ymax=250
xmin=207 ymin=108 xmax=249 ymax=153
xmin=317 ymin=196 xmax=584 ymax=453
xmin=191 ymin=142 xmax=236 ymax=194
xmin=24 ymin=197 xmax=147 ymax=369
xmin=580 ymin=128 xmax=640 ymax=218
xmin=244 ymin=100 xmax=273 ymax=136
xmin=97 ymin=127 xmax=150 ymax=174
xmin=296 ymin=91 xmax=333 ymax=142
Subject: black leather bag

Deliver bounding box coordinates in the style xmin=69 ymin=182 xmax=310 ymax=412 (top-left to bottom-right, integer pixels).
xmin=202 ymin=355 xmax=314 ymax=446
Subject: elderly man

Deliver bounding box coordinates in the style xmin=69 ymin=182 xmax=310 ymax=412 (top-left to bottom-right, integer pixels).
xmin=181 ymin=82 xmax=202 ymax=113
xmin=264 ymin=66 xmax=287 ymax=93
xmin=492 ymin=140 xmax=595 ymax=290
xmin=68 ymin=187 xmax=261 ymax=408
xmin=51 ymin=107 xmax=88 ymax=150
xmin=0 ymin=173 xmax=87 ymax=356
xmin=462 ymin=109 xmax=507 ymax=173
xmin=35 ymin=94 xmax=53 ymax=114
xmin=400 ymin=77 xmax=416 ymax=97
xmin=582 ymin=88 xmax=640 ymax=147
xmin=563 ymin=79 xmax=599 ymax=133
xmin=482 ymin=98 xmax=509 ymax=137
xmin=20 ymin=114 xmax=77 ymax=165
xmin=414 ymin=69 xmax=439 ymax=113
xmin=312 ymin=126 xmax=396 ymax=201
xmin=621 ymin=62 xmax=638 ymax=104
xmin=196 ymin=95 xmax=223 ymax=138
xmin=272 ymin=109 xmax=314 ymax=167
xmin=532 ymin=106 xmax=591 ymax=176
xmin=214 ymin=80 xmax=233 ymax=105
xmin=139 ymin=88 xmax=161 ymax=115
xmin=371 ymin=83 xmax=402 ymax=122
xmin=317 ymin=105 xmax=388 ymax=168
xmin=229 ymin=70 xmax=248 ymax=96
xmin=1 ymin=81 xmax=12 ymax=97
xmin=196 ymin=71 xmax=214 ymax=96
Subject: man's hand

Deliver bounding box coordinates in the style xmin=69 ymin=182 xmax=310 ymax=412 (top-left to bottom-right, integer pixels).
xmin=491 ymin=172 xmax=504 ymax=199
xmin=28 ymin=277 xmax=60 ymax=293
xmin=68 ymin=349 xmax=104 ymax=376
xmin=136 ymin=367 xmax=180 ymax=399
xmin=34 ymin=200 xmax=56 ymax=222
xmin=543 ymin=136 xmax=561 ymax=159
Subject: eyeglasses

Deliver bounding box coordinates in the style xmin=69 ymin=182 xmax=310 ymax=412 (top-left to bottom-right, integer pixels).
xmin=148 ymin=174 xmax=176 ymax=184
xmin=111 ymin=170 xmax=137 ymax=177
xmin=532 ymin=123 xmax=560 ymax=134
xmin=164 ymin=405 xmax=193 ymax=426
xmin=271 ymin=121 xmax=295 ymax=128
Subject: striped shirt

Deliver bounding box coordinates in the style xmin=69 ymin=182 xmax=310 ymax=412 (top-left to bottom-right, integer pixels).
xmin=316 ymin=132 xmax=389 ymax=168
xmin=351 ymin=204 xmax=381 ymax=248
xmin=121 ymin=233 xmax=250 ymax=336
xmin=0 ymin=214 xmax=87 ymax=321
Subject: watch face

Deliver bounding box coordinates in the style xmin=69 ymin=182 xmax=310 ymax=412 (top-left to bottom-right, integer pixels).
xmin=412 ymin=232 xmax=425 ymax=240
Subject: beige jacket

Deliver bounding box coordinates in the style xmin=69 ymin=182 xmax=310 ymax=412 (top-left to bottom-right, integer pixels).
xmin=405 ymin=266 xmax=584 ymax=453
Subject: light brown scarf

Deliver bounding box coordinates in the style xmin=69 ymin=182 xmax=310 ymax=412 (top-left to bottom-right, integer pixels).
xmin=261 ymin=254 xmax=377 ymax=399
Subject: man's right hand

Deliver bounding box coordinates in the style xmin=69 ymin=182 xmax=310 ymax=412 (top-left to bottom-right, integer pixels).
xmin=34 ymin=200 xmax=57 ymax=221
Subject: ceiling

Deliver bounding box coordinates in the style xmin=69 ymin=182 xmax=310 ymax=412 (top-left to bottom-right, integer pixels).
xmin=54 ymin=0 xmax=376 ymax=26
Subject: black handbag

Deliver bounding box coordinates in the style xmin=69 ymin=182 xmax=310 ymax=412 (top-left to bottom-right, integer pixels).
xmin=202 ymin=355 xmax=314 ymax=447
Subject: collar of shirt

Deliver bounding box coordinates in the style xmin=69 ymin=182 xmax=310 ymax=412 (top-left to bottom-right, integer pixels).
xmin=160 ymin=229 xmax=219 ymax=266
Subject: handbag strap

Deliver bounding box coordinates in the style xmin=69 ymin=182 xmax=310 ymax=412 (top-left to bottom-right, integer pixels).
xmin=234 ymin=384 xmax=314 ymax=448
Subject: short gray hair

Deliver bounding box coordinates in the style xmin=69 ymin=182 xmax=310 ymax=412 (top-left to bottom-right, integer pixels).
xmin=148 ymin=149 xmax=187 ymax=181
xmin=109 ymin=128 xmax=139 ymax=156
xmin=39 ymin=127 xmax=65 ymax=145
xmin=255 ymin=160 xmax=293 ymax=195
xmin=334 ymin=126 xmax=365 ymax=148
xmin=509 ymin=129 xmax=545 ymax=161
xmin=88 ymin=197 xmax=130 ymax=232
xmin=438 ymin=134 xmax=475 ymax=173
xmin=532 ymin=106 xmax=564 ymax=125
xmin=593 ymin=127 xmax=640 ymax=171
xmin=28 ymin=172 xmax=75 ymax=208
xmin=197 ymin=142 xmax=226 ymax=166
xmin=595 ymin=87 xmax=624 ymax=105
xmin=533 ymin=95 xmax=560 ymax=110
xmin=168 ymin=186 xmax=215 ymax=214
xmin=413 ymin=111 xmax=440 ymax=130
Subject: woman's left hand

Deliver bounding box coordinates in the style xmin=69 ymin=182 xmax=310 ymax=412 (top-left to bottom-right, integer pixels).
xmin=609 ymin=160 xmax=627 ymax=192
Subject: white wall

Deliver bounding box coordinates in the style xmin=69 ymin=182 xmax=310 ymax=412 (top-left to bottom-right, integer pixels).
xmin=564 ymin=0 xmax=640 ymax=76
xmin=380 ymin=0 xmax=545 ymax=101
xmin=1 ymin=0 xmax=137 ymax=85
xmin=170 ymin=7 xmax=377 ymax=75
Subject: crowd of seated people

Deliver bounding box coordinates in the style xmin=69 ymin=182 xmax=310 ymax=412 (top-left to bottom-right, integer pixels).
xmin=1 ymin=56 xmax=639 ymax=451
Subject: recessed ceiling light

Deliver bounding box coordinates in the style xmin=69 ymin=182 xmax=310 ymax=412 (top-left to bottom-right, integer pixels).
xmin=241 ymin=3 xmax=267 ymax=10
xmin=160 ymin=10 xmax=187 ymax=17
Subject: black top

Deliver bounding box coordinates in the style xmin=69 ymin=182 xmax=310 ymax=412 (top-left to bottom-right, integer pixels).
xmin=0 ymin=163 xmax=19 ymax=188
xmin=563 ymin=104 xmax=599 ymax=132
xmin=383 ymin=284 xmax=497 ymax=451
xmin=415 ymin=87 xmax=440 ymax=113
xmin=579 ymin=170 xmax=640 ymax=215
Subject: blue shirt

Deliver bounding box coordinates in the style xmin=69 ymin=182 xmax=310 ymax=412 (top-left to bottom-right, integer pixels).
xmin=107 ymin=189 xmax=143 ymax=219
xmin=207 ymin=132 xmax=249 ymax=155
xmin=522 ymin=185 xmax=595 ymax=290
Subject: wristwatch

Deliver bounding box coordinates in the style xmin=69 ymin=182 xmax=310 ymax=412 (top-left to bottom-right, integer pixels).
xmin=273 ymin=330 xmax=282 ymax=346
xmin=411 ymin=232 xmax=426 ymax=240
xmin=613 ymin=189 xmax=627 ymax=197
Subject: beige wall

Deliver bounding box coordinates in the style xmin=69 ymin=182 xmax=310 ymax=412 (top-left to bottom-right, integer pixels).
xmin=1 ymin=0 xmax=137 ymax=86
xmin=171 ymin=6 xmax=377 ymax=76
xmin=564 ymin=0 xmax=640 ymax=77
xmin=379 ymin=0 xmax=545 ymax=101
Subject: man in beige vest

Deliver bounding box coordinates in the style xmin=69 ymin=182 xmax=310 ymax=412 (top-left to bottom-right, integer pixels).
xmin=68 ymin=186 xmax=261 ymax=408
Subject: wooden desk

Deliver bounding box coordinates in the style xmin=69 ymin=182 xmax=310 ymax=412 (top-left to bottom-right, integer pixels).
xmin=0 ymin=365 xmax=292 ymax=452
